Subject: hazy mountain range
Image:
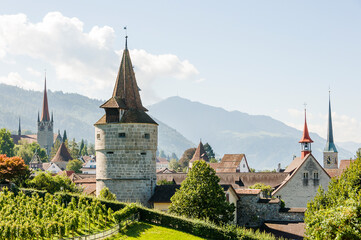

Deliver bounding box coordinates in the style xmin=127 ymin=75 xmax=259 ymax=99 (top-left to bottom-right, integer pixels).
xmin=0 ymin=84 xmax=358 ymax=169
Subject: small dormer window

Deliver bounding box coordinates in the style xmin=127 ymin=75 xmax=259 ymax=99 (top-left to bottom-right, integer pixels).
xmin=303 ymin=172 xmax=308 ymax=179
xmin=118 ymin=133 xmax=126 ymax=138
xmin=314 ymin=172 xmax=319 ymax=179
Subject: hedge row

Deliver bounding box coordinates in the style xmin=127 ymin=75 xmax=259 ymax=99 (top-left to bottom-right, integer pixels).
xmin=18 ymin=189 xmax=278 ymax=240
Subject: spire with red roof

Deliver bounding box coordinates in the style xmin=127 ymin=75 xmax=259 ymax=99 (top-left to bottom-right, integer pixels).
xmin=41 ymin=77 xmax=50 ymax=122
xmin=299 ymin=108 xmax=313 ymax=158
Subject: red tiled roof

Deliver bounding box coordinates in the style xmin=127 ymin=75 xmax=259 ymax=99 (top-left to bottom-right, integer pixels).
xmin=212 ymin=154 xmax=250 ymax=173
xmin=236 ymin=189 xmax=261 ymax=195
xmin=51 ymin=142 xmax=72 ymax=163
xmin=81 ymin=183 xmax=96 ymax=195
xmin=299 ymin=110 xmax=313 ymax=143
xmin=339 ymin=159 xmax=353 ymax=170
xmin=190 ymin=141 xmax=209 ymax=163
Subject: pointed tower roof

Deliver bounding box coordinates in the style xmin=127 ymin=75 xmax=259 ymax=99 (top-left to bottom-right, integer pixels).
xmin=101 ymin=36 xmax=147 ymax=111
xmin=41 ymin=77 xmax=50 ymax=122
xmin=51 ymin=142 xmax=72 ymax=163
xmin=324 ymin=93 xmax=338 ymax=152
xmin=96 ymin=36 xmax=157 ymax=125
xmin=190 ymin=141 xmax=209 ymax=163
xmin=299 ymin=109 xmax=313 ymax=143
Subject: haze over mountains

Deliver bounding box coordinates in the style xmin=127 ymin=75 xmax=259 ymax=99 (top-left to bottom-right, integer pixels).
xmin=0 ymin=84 xmax=356 ymax=169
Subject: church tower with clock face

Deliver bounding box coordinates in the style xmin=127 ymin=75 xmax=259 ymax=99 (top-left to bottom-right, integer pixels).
xmin=323 ymin=93 xmax=338 ymax=169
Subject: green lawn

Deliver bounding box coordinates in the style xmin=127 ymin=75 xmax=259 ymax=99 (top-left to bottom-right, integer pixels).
xmin=106 ymin=222 xmax=206 ymax=240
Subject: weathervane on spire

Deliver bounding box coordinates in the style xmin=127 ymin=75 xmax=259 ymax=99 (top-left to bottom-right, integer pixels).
xmin=304 ymin=102 xmax=307 ymax=111
xmin=124 ymin=26 xmax=128 ymax=49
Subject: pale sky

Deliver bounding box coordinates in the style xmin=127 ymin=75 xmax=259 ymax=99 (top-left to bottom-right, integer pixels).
xmin=1 ymin=1 xmax=361 ymax=143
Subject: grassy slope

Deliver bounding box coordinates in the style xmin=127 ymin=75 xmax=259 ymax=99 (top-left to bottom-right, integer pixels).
xmin=107 ymin=222 xmax=206 ymax=240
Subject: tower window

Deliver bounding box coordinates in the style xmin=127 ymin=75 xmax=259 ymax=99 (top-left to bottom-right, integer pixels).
xmin=118 ymin=132 xmax=126 ymax=138
xmin=106 ymin=151 xmax=114 ymax=154
xmin=141 ymin=152 xmax=146 ymax=156
xmin=97 ymin=134 xmax=101 ymax=140
xmin=144 ymin=133 xmax=150 ymax=139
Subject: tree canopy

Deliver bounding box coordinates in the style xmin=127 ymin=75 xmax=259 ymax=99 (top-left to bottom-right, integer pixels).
xmin=0 ymin=154 xmax=30 ymax=185
xmin=204 ymin=143 xmax=215 ymax=159
xmin=14 ymin=140 xmax=48 ymax=164
xmin=27 ymin=172 xmax=81 ymax=194
xmin=0 ymin=128 xmax=14 ymax=157
xmin=169 ymin=160 xmax=235 ymax=224
xmin=98 ymin=187 xmax=117 ymax=201
xmin=66 ymin=159 xmax=83 ymax=173
xmin=305 ymin=152 xmax=361 ymax=239
xmin=179 ymin=147 xmax=196 ymax=170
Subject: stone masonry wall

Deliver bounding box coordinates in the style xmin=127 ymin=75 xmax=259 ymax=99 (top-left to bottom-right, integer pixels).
xmin=95 ymin=123 xmax=157 ymax=207
xmin=237 ymin=195 xmax=304 ymax=227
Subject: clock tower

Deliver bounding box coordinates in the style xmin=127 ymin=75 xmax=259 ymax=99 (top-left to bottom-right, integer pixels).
xmin=323 ymin=93 xmax=338 ymax=169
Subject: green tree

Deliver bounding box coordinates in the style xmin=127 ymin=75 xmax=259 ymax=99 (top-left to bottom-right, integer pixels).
xmin=14 ymin=140 xmax=48 ymax=164
xmin=79 ymin=139 xmax=85 ymax=155
xmin=305 ymin=152 xmax=361 ymax=239
xmin=88 ymin=143 xmax=95 ymax=156
xmin=98 ymin=187 xmax=117 ymax=201
xmin=50 ymin=139 xmax=62 ymax=159
xmin=157 ymin=179 xmax=175 ymax=185
xmin=179 ymin=147 xmax=196 ymax=169
xmin=249 ymin=168 xmax=256 ymax=172
xmin=171 ymin=153 xmax=178 ymax=161
xmin=27 ymin=172 xmax=81 ymax=194
xmin=66 ymin=159 xmax=83 ymax=173
xmin=249 ymin=183 xmax=273 ymax=198
xmin=69 ymin=138 xmax=79 ymax=159
xmin=159 ymin=150 xmax=166 ymax=158
xmin=81 ymin=144 xmax=88 ymax=156
xmin=169 ymin=160 xmax=235 ymax=224
xmin=209 ymin=158 xmax=218 ymax=163
xmin=63 ymin=130 xmax=67 ymax=142
xmin=203 ymin=143 xmax=215 ymax=159
xmin=0 ymin=128 xmax=14 ymax=157
xmin=169 ymin=159 xmax=181 ymax=172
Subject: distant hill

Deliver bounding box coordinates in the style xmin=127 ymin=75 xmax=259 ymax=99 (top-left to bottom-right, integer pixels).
xmin=0 ymin=84 xmax=354 ymax=168
xmin=0 ymin=84 xmax=194 ymax=157
xmin=148 ymin=96 xmax=354 ymax=169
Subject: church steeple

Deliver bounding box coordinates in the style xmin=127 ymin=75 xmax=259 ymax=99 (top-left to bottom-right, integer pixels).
xmin=299 ymin=108 xmax=313 ymax=159
xmin=324 ymin=92 xmax=337 ymax=153
xmin=41 ymin=77 xmax=50 ymax=122
xmin=323 ymin=92 xmax=338 ymax=169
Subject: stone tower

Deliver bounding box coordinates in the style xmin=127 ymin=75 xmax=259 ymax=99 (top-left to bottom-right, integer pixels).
xmin=95 ymin=37 xmax=158 ymax=206
xmin=37 ymin=78 xmax=54 ymax=157
xmin=299 ymin=109 xmax=313 ymax=159
xmin=323 ymin=93 xmax=338 ymax=169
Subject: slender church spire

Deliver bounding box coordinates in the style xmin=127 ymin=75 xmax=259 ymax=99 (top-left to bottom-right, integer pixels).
xmin=299 ymin=107 xmax=313 ymax=159
xmin=324 ymin=92 xmax=337 ymax=152
xmin=299 ymin=108 xmax=313 ymax=144
xmin=18 ymin=117 xmax=21 ymax=136
xmin=41 ymin=77 xmax=50 ymax=121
